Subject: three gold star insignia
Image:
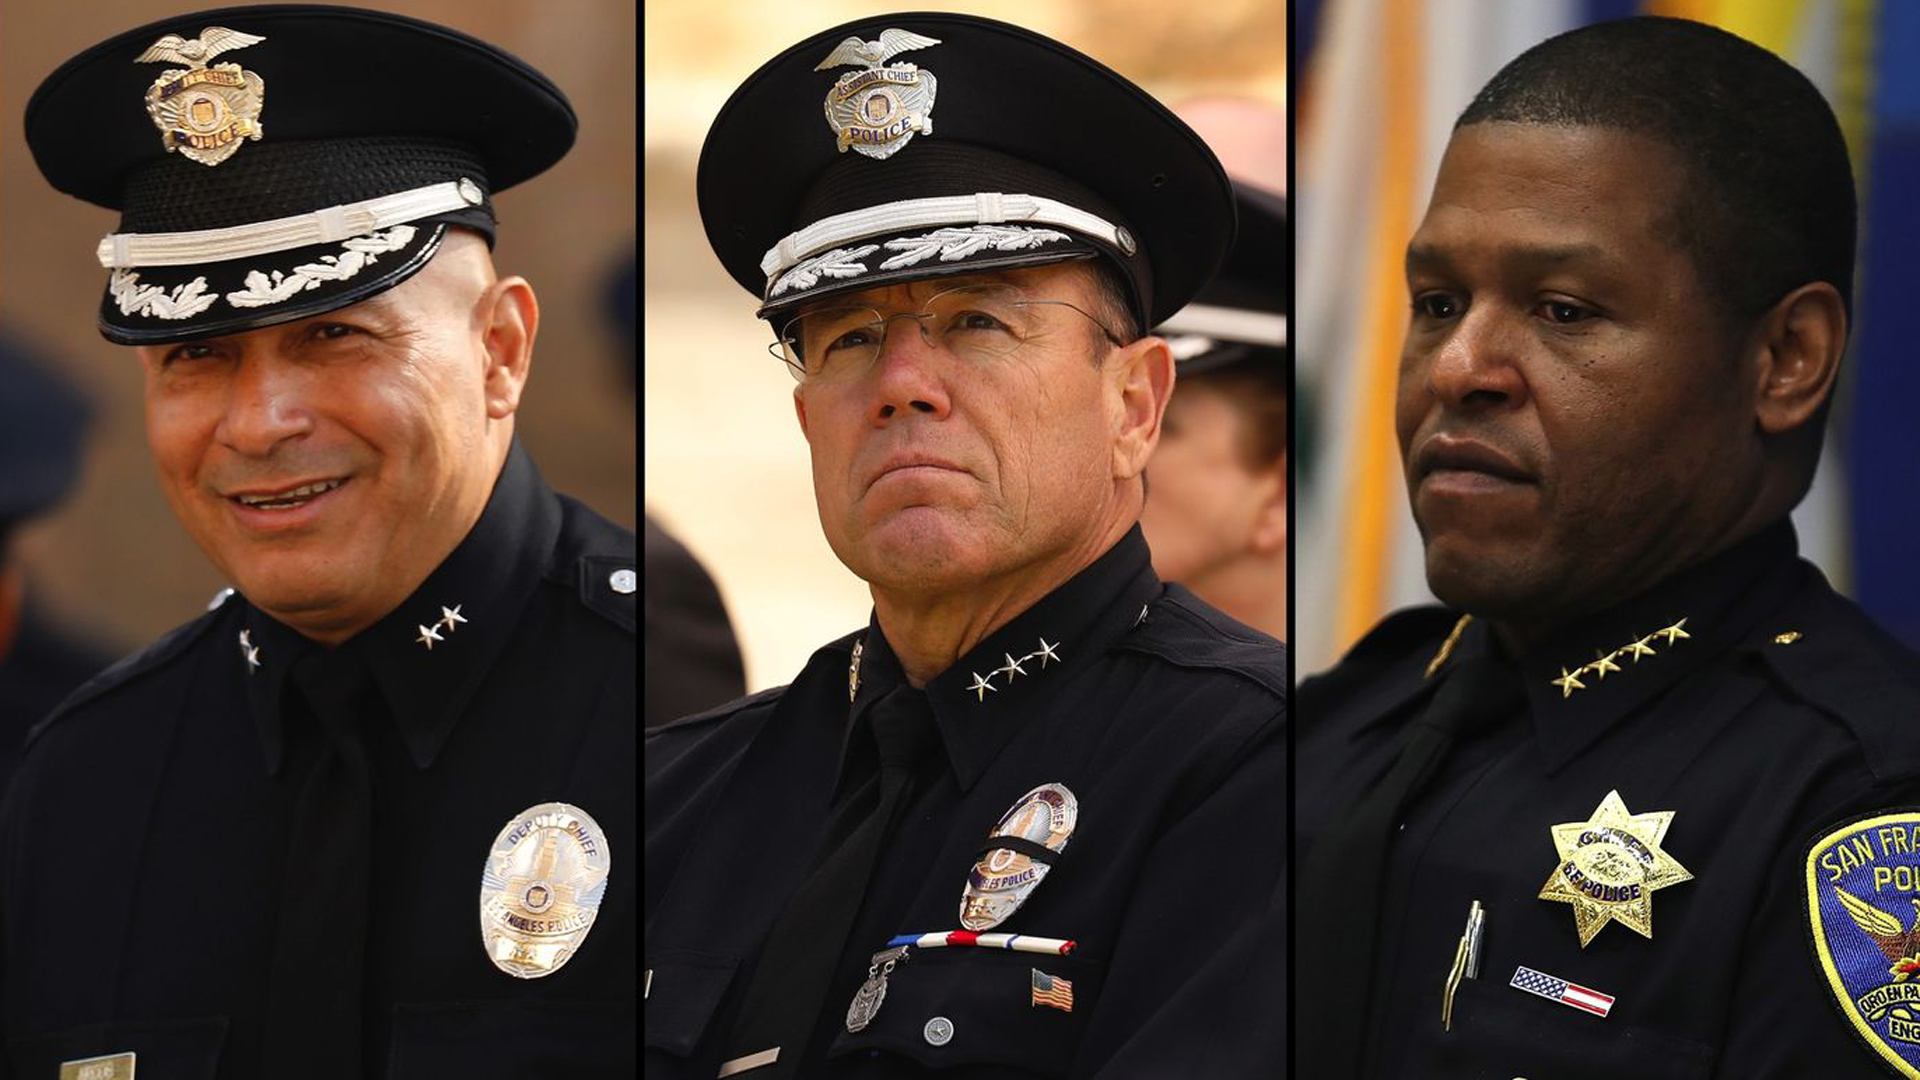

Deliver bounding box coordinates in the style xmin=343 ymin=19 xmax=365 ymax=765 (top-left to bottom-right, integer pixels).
xmin=1538 ymin=789 xmax=1693 ymax=946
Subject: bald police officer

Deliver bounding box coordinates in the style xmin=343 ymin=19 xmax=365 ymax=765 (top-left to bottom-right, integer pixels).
xmin=645 ymin=14 xmax=1286 ymax=1078
xmin=1296 ymin=17 xmax=1920 ymax=1079
xmin=3 ymin=8 xmax=633 ymax=1077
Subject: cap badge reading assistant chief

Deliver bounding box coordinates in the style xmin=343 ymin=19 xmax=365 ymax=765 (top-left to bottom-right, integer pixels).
xmin=136 ymin=26 xmax=267 ymax=167
xmin=814 ymin=28 xmax=941 ymax=160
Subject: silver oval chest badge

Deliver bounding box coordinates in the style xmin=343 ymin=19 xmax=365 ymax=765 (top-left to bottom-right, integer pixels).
xmin=959 ymin=783 xmax=1077 ymax=931
xmin=479 ymin=801 xmax=611 ymax=978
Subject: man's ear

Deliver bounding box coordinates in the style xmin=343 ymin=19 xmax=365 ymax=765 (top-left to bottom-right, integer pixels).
xmin=1249 ymin=453 xmax=1286 ymax=556
xmin=480 ymin=277 xmax=539 ymax=420
xmin=1111 ymin=336 xmax=1175 ymax=481
xmin=793 ymin=384 xmax=811 ymax=441
xmin=1752 ymin=281 xmax=1845 ymax=437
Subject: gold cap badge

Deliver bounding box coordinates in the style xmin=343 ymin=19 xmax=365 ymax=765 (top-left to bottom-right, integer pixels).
xmin=479 ymin=801 xmax=611 ymax=978
xmin=1538 ymin=789 xmax=1693 ymax=946
xmin=136 ymin=27 xmax=267 ymax=167
xmin=814 ymin=29 xmax=941 ymax=160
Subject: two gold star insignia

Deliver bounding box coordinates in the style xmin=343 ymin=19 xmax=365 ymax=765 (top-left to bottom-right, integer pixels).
xmin=1539 ymin=789 xmax=1693 ymax=946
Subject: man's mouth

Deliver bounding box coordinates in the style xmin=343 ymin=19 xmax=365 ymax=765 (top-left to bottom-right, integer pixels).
xmin=230 ymin=478 xmax=348 ymax=511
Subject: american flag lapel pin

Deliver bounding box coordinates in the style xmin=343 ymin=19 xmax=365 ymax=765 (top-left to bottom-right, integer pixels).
xmin=1509 ymin=965 xmax=1615 ymax=1018
xmin=1031 ymin=968 xmax=1074 ymax=1012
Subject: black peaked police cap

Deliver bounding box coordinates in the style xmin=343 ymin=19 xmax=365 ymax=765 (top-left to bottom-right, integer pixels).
xmin=25 ymin=5 xmax=576 ymax=346
xmin=698 ymin=13 xmax=1236 ymax=328
xmin=1155 ymin=180 xmax=1286 ymax=375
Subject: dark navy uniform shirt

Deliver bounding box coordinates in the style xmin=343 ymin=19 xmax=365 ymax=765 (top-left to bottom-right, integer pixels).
xmin=1297 ymin=522 xmax=1920 ymax=1079
xmin=0 ymin=443 xmax=635 ymax=1079
xmin=645 ymin=527 xmax=1286 ymax=1077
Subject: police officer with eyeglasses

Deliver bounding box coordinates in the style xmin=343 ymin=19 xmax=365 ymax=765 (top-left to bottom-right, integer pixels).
xmin=646 ymin=13 xmax=1286 ymax=1079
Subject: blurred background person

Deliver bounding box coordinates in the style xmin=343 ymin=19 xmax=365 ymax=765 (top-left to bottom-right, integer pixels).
xmin=1141 ymin=177 xmax=1287 ymax=641
xmin=645 ymin=0 xmax=1285 ymax=695
xmin=0 ymin=327 xmax=117 ymax=788
xmin=0 ymin=0 xmax=635 ymax=654
xmin=1294 ymin=0 xmax=1920 ymax=674
xmin=595 ymin=241 xmax=749 ymax=728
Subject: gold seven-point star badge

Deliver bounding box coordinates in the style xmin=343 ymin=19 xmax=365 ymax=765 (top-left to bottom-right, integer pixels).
xmin=1538 ymin=789 xmax=1693 ymax=947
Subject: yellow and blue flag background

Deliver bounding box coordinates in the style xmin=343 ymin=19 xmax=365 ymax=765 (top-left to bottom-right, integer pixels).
xmin=1295 ymin=0 xmax=1920 ymax=673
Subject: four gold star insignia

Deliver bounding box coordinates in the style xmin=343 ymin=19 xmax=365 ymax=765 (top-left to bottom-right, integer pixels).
xmin=1548 ymin=619 xmax=1689 ymax=697
xmin=1538 ymin=789 xmax=1693 ymax=946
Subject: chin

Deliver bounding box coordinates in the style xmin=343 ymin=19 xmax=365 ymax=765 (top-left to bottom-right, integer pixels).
xmin=1421 ymin=536 xmax=1550 ymax=618
xmin=227 ymin=557 xmax=359 ymax=621
xmin=842 ymin=507 xmax=992 ymax=590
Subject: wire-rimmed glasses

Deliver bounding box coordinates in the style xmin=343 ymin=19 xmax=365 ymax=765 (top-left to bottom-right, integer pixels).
xmin=769 ymin=282 xmax=1122 ymax=383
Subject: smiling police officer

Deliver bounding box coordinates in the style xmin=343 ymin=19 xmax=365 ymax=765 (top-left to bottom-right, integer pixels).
xmin=644 ymin=13 xmax=1286 ymax=1079
xmin=2 ymin=8 xmax=634 ymax=1078
xmin=1295 ymin=16 xmax=1920 ymax=1080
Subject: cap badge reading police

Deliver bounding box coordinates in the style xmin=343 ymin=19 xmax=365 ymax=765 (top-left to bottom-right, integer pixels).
xmin=1805 ymin=809 xmax=1920 ymax=1077
xmin=479 ymin=801 xmax=610 ymax=979
xmin=960 ymin=782 xmax=1076 ymax=931
xmin=813 ymin=29 xmax=941 ymax=160
xmin=136 ymin=26 xmax=267 ymax=167
xmin=1538 ymin=790 xmax=1693 ymax=947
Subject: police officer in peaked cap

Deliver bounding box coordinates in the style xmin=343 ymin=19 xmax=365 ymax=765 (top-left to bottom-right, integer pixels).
xmin=3 ymin=7 xmax=634 ymax=1077
xmin=1141 ymin=180 xmax=1287 ymax=642
xmin=646 ymin=13 xmax=1286 ymax=1078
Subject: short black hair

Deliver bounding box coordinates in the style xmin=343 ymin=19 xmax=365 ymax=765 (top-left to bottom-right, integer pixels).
xmin=1457 ymin=16 xmax=1856 ymax=324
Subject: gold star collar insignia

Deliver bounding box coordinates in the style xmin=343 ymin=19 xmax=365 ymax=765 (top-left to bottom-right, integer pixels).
xmin=1546 ymin=619 xmax=1690 ymax=698
xmin=1539 ymin=789 xmax=1693 ymax=946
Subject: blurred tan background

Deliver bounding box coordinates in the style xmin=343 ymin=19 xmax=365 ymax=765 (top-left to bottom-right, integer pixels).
xmin=0 ymin=0 xmax=637 ymax=653
xmin=645 ymin=0 xmax=1285 ymax=693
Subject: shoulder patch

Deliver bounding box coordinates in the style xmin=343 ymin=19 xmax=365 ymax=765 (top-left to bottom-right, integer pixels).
xmin=1805 ymin=808 xmax=1920 ymax=1078
xmin=577 ymin=554 xmax=638 ymax=634
xmin=25 ymin=604 xmax=227 ymax=750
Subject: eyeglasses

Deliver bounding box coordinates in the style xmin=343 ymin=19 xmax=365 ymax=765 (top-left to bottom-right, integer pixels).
xmin=769 ymin=282 xmax=1122 ymax=383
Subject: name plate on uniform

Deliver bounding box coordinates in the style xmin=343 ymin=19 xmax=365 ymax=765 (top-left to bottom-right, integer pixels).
xmin=59 ymin=1053 xmax=135 ymax=1080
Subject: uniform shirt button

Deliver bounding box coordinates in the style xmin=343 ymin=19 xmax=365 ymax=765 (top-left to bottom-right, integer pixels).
xmin=923 ymin=1015 xmax=954 ymax=1046
xmin=609 ymin=568 xmax=637 ymax=594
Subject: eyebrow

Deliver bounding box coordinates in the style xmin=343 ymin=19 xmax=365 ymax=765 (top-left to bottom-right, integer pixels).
xmin=1406 ymin=241 xmax=1611 ymax=275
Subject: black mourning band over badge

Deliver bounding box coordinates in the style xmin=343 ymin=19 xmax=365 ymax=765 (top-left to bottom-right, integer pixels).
xmin=697 ymin=12 xmax=1236 ymax=328
xmin=24 ymin=5 xmax=577 ymax=345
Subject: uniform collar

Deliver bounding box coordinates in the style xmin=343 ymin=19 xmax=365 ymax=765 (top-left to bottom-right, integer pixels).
xmin=1438 ymin=522 xmax=1801 ymax=773
xmin=238 ymin=441 xmax=562 ymax=775
xmin=837 ymin=525 xmax=1161 ymax=795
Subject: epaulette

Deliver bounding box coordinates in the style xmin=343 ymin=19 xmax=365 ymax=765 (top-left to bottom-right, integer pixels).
xmin=1118 ymin=584 xmax=1287 ymax=701
xmin=24 ymin=599 xmax=230 ymax=751
xmin=647 ymin=683 xmax=790 ymax=739
xmin=1748 ymin=584 xmax=1920 ymax=785
xmin=549 ymin=494 xmax=637 ymax=635
xmin=1295 ymin=605 xmax=1461 ymax=735
xmin=649 ymin=629 xmax=869 ymax=742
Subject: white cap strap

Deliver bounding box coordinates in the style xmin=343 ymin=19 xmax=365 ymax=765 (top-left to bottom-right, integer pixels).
xmin=759 ymin=192 xmax=1124 ymax=280
xmin=96 ymin=179 xmax=485 ymax=269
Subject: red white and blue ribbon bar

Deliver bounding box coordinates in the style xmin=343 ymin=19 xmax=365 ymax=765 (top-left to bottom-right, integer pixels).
xmin=887 ymin=931 xmax=1076 ymax=956
xmin=1509 ymin=965 xmax=1615 ymax=1018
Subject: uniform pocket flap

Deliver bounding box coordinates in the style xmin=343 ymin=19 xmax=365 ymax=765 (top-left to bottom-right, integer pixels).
xmin=825 ymin=947 xmax=1102 ymax=1075
xmin=9 ymin=1015 xmax=227 ymax=1080
xmin=643 ymin=950 xmax=741 ymax=1057
xmin=1422 ymin=974 xmax=1714 ymax=1079
xmin=389 ymin=999 xmax=632 ymax=1079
